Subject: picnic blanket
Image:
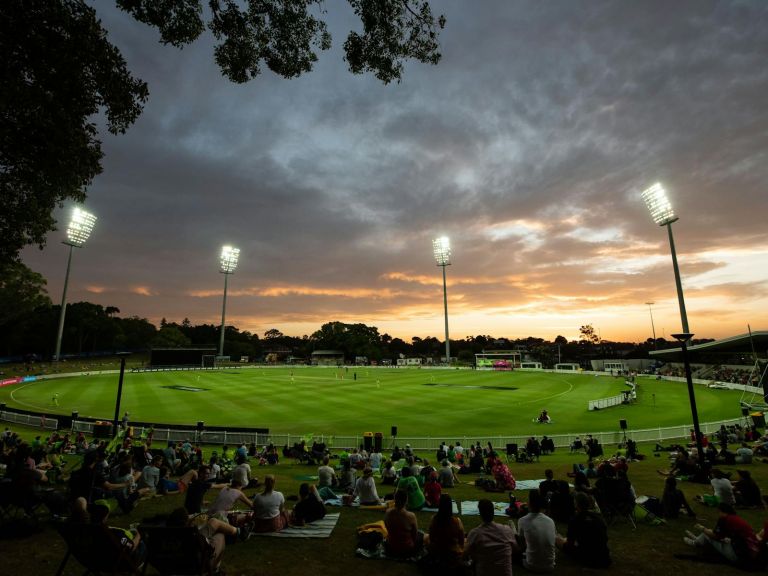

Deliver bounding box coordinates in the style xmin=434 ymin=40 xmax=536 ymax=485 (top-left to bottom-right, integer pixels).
xmin=513 ymin=479 xmax=545 ymax=491
xmin=460 ymin=500 xmax=509 ymax=517
xmin=252 ymin=513 xmax=340 ymax=538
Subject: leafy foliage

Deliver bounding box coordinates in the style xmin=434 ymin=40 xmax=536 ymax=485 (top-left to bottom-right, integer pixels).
xmin=0 ymin=0 xmax=149 ymax=263
xmin=2 ymin=0 xmax=445 ymax=262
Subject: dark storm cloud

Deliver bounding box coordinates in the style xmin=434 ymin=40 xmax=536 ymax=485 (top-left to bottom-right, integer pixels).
xmin=20 ymin=0 xmax=768 ymax=339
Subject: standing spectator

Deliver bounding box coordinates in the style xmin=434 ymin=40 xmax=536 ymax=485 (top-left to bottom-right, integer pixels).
xmin=518 ymin=490 xmax=556 ymax=573
xmin=555 ymin=492 xmax=611 ymax=568
xmin=464 ymin=499 xmax=517 ymax=576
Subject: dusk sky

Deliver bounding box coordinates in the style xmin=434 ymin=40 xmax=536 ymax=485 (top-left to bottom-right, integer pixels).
xmin=21 ymin=1 xmax=768 ymax=344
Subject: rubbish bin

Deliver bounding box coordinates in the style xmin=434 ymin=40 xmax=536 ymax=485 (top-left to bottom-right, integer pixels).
xmin=363 ymin=432 xmax=373 ymax=452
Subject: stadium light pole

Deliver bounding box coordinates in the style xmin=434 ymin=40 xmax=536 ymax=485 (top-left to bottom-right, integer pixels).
xmin=218 ymin=246 xmax=240 ymax=357
xmin=645 ymin=301 xmax=657 ymax=350
xmin=112 ymin=352 xmax=131 ymax=438
xmin=641 ymin=183 xmax=689 ymax=333
xmin=54 ymin=207 xmax=97 ymax=362
xmin=672 ymin=333 xmax=706 ymax=468
xmin=433 ymin=237 xmax=451 ymax=365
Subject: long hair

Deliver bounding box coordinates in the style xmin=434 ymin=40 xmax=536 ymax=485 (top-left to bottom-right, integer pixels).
xmin=262 ymin=474 xmax=276 ymax=495
xmin=435 ymin=493 xmax=453 ymax=522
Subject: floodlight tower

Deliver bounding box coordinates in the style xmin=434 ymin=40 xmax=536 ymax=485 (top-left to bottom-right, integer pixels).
xmin=432 ymin=237 xmax=451 ymax=365
xmin=645 ymin=301 xmax=657 ymax=350
xmin=642 ymin=184 xmax=703 ymax=467
xmin=218 ymin=246 xmax=240 ymax=357
xmin=54 ymin=206 xmax=97 ymax=361
xmin=641 ymin=183 xmax=689 ymax=333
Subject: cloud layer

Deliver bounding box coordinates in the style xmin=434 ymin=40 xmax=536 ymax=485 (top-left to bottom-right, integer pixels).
xmin=22 ymin=1 xmax=768 ymax=343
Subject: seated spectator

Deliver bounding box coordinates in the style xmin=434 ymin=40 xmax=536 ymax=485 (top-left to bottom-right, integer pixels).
xmin=207 ymin=479 xmax=253 ymax=519
xmin=139 ymin=455 xmax=162 ymax=494
xmin=232 ymin=455 xmax=258 ymax=489
xmin=338 ymin=460 xmax=356 ymax=493
xmin=369 ymin=449 xmax=383 ymax=471
xmin=426 ymin=493 xmax=465 ymax=572
xmin=540 ymin=436 xmax=555 ymax=455
xmin=733 ymin=469 xmax=762 ymax=507
xmin=317 ymin=456 xmax=337 ymax=488
xmin=381 ymin=460 xmax=397 ymax=485
xmin=698 ymin=468 xmax=735 ymax=506
xmin=683 ymin=503 xmax=761 ymax=569
xmin=424 ymin=471 xmax=442 ymax=508
xmin=349 ymin=448 xmax=364 ymax=470
xmin=735 ymin=442 xmax=753 ymax=464
xmin=384 ymin=489 xmax=424 ymax=557
xmin=661 ymin=476 xmax=695 ymax=519
xmin=184 ymin=465 xmax=228 ymax=514
xmin=251 ymin=474 xmax=289 ymax=533
xmin=290 ymin=483 xmax=326 ymax=525
xmin=90 ymin=499 xmax=146 ymax=564
xmin=166 ymin=506 xmax=245 ymax=575
xmin=547 ymin=480 xmax=574 ymax=523
xmin=468 ymin=448 xmax=485 ymax=473
xmin=464 ymin=499 xmax=517 ymax=575
xmin=438 ymin=459 xmax=458 ymax=488
xmin=538 ymin=469 xmax=557 ymax=500
xmin=396 ymin=465 xmax=426 ymax=511
xmin=556 ymin=492 xmax=611 ymax=568
xmin=489 ymin=456 xmax=516 ymax=491
xmin=518 ymin=490 xmax=556 ymax=573
xmin=353 ymin=467 xmax=382 ymax=505
xmin=419 ymin=458 xmax=436 ymax=483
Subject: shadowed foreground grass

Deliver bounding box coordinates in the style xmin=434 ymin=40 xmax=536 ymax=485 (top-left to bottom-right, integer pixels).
xmin=1 ymin=437 xmax=766 ymax=576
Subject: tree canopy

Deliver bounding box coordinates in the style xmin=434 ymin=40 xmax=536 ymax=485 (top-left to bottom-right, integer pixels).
xmin=1 ymin=0 xmax=446 ymax=263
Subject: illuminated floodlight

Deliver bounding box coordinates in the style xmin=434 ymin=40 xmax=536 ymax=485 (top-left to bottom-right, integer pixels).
xmin=65 ymin=207 xmax=97 ymax=247
xmin=432 ymin=237 xmax=451 ymax=364
xmin=432 ymin=236 xmax=451 ymax=266
xmin=220 ymin=246 xmax=240 ymax=274
xmin=641 ymin=182 xmax=677 ymax=226
xmin=218 ymin=245 xmax=240 ymax=356
xmin=55 ymin=206 xmax=97 ymax=361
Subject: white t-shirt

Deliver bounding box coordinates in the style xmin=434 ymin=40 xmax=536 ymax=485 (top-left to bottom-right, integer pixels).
xmin=253 ymin=490 xmax=285 ymax=519
xmin=353 ymin=476 xmax=381 ymax=504
xmin=318 ymin=465 xmax=336 ymax=487
xmin=518 ymin=512 xmax=556 ymax=572
xmin=711 ymin=477 xmax=735 ymax=505
xmin=232 ymin=463 xmax=251 ymax=486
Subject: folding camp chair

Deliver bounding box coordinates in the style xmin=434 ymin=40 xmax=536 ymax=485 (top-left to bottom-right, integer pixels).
xmin=56 ymin=522 xmax=142 ymax=576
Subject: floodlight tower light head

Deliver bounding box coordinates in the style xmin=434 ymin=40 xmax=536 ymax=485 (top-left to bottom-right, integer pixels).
xmin=641 ymin=182 xmax=677 ymax=226
xmin=65 ymin=206 xmax=97 ymax=247
xmin=220 ymin=246 xmax=240 ymax=274
xmin=433 ymin=236 xmax=451 ymax=266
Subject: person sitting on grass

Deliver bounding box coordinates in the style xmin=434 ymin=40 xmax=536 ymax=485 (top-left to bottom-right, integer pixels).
xmin=488 ymin=456 xmax=516 ymax=491
xmin=381 ymin=460 xmax=397 ymax=485
xmin=661 ymin=476 xmax=696 ymax=519
xmin=555 ymin=492 xmax=611 ymax=569
xmin=396 ymin=465 xmax=426 ymax=511
xmin=426 ymin=493 xmax=465 ymax=573
xmin=353 ymin=467 xmax=383 ymax=506
xmin=424 ymin=471 xmax=442 ymax=509
xmin=166 ymin=506 xmax=248 ymax=576
xmin=733 ymin=469 xmax=763 ymax=508
xmin=518 ymin=490 xmax=556 ymax=573
xmin=317 ymin=456 xmax=337 ymax=490
xmin=438 ymin=459 xmax=459 ymax=488
xmin=384 ymin=489 xmax=424 ymax=558
xmin=697 ymin=468 xmax=735 ymax=507
xmin=338 ymin=459 xmax=356 ymax=493
xmin=464 ymin=498 xmax=517 ymax=576
xmin=251 ymin=474 xmax=289 ymax=533
xmin=206 ymin=479 xmax=253 ymax=519
xmin=89 ymin=499 xmax=146 ymax=565
xmin=683 ymin=503 xmax=761 ymax=569
xmin=184 ymin=465 xmax=229 ymax=514
xmin=290 ymin=483 xmax=326 ymax=525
